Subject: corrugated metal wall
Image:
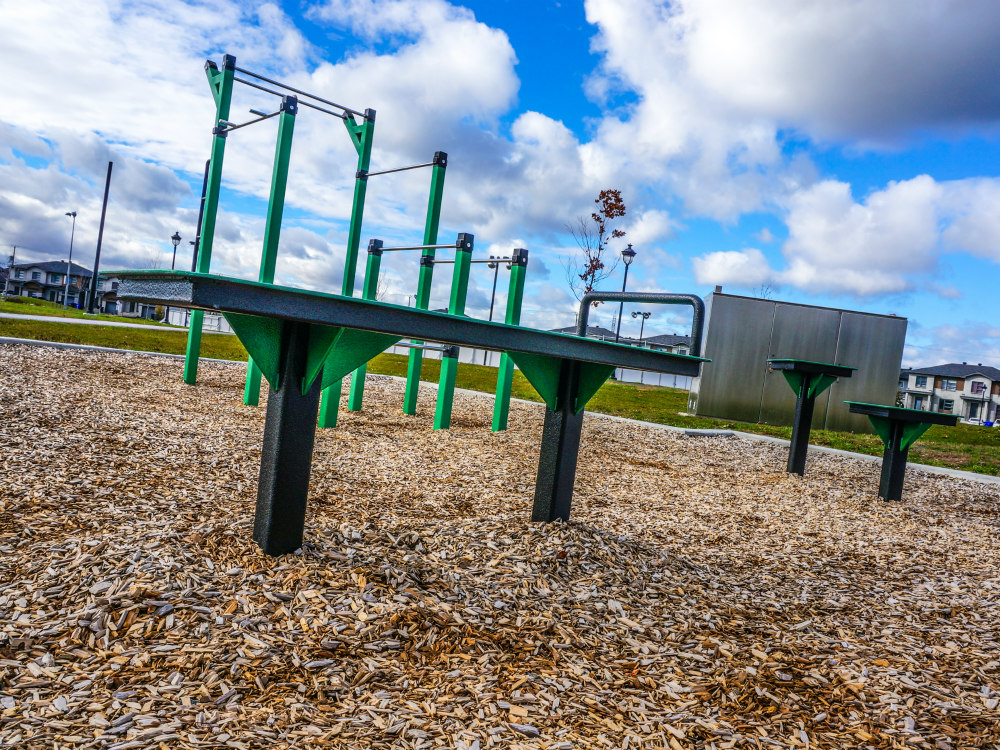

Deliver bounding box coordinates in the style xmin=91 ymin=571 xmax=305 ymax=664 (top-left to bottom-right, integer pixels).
xmin=689 ymin=293 xmax=907 ymax=432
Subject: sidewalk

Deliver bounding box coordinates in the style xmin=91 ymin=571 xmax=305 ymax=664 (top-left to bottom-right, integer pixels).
xmin=0 ymin=312 xmax=181 ymax=330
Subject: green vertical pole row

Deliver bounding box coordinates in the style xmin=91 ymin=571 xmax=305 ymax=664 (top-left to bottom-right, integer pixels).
xmin=347 ymin=240 xmax=384 ymax=411
xmin=433 ymin=233 xmax=474 ymax=430
xmin=403 ymin=151 xmax=448 ymax=415
xmin=318 ymin=108 xmax=376 ymax=428
xmin=184 ymin=54 xmax=236 ymax=385
xmin=244 ymin=96 xmax=298 ymax=406
xmin=492 ymin=248 xmax=529 ymax=431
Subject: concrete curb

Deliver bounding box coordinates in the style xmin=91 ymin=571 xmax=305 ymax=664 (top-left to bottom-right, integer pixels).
xmin=5 ymin=337 xmax=999 ymax=487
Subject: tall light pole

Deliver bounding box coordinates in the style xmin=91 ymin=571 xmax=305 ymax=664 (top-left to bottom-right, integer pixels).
xmin=63 ymin=211 xmax=77 ymax=307
xmin=632 ymin=310 xmax=651 ymax=343
xmin=483 ymin=255 xmax=512 ymax=364
xmin=614 ymin=243 xmax=636 ymax=342
xmin=164 ymin=232 xmax=182 ymax=325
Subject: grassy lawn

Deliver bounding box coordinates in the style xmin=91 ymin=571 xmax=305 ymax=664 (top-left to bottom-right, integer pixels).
xmin=4 ymin=316 xmax=1000 ymax=476
xmin=0 ymin=295 xmax=170 ymax=326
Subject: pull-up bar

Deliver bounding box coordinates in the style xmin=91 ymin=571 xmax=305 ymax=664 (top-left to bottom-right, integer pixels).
xmin=234 ymin=65 xmax=370 ymax=120
xmin=432 ymin=257 xmax=513 ymax=265
xmin=379 ymin=242 xmax=470 ymax=252
xmin=366 ymin=161 xmax=437 ymax=177
xmin=233 ymin=76 xmax=347 ymax=120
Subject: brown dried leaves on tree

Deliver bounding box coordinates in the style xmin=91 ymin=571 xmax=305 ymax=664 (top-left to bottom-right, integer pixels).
xmin=567 ymin=189 xmax=627 ymax=305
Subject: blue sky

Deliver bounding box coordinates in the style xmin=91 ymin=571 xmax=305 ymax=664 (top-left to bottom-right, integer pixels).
xmin=2 ymin=0 xmax=1000 ymax=366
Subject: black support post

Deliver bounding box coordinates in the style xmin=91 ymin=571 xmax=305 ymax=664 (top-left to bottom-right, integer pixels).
xmin=787 ymin=384 xmax=816 ymax=476
xmin=532 ymin=361 xmax=585 ymax=522
xmin=254 ymin=321 xmax=322 ymax=555
xmin=878 ymin=421 xmax=909 ymax=501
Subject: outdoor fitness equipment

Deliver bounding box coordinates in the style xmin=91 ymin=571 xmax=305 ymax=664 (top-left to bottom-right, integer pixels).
xmin=182 ymin=54 xmax=377 ymax=399
xmin=318 ymin=151 xmax=449 ymax=428
xmin=344 ymin=240 xmax=529 ymax=430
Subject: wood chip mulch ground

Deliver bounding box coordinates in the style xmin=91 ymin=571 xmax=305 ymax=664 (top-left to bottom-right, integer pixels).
xmin=1 ymin=343 xmax=999 ymax=749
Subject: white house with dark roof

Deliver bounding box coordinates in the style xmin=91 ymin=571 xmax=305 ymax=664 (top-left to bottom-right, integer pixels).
xmin=900 ymin=363 xmax=1000 ymax=424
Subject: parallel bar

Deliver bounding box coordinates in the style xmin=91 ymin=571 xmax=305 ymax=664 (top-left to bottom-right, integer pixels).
xmin=234 ymin=66 xmax=368 ymax=118
xmin=318 ymin=108 xmax=376 ymax=428
xmin=493 ymin=248 xmax=528 ymax=431
xmin=403 ymin=152 xmax=448 ymax=416
xmin=245 ymin=96 xmax=297 ymax=406
xmin=532 ymin=360 xmax=584 ymax=522
xmin=253 ymin=321 xmax=323 ymax=555
xmin=381 ymin=243 xmax=458 ymax=252
xmin=184 ymin=54 xmax=235 ymax=385
xmin=348 ymin=240 xmax=383 ymax=411
xmin=433 ymin=258 xmax=511 ymax=265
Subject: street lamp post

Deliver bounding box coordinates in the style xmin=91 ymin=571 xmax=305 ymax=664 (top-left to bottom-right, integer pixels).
xmin=63 ymin=211 xmax=77 ymax=308
xmin=164 ymin=232 xmax=182 ymax=325
xmin=631 ymin=310 xmax=651 ymax=342
xmin=614 ymin=243 xmax=636 ymax=343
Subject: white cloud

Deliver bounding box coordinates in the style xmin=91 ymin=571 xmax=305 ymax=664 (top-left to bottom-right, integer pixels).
xmin=692 ymin=247 xmax=771 ymax=286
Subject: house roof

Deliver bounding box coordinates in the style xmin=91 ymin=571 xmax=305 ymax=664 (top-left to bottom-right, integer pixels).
xmin=908 ymin=363 xmax=1000 ymax=380
xmin=13 ymin=261 xmax=93 ymax=276
xmin=645 ymin=333 xmax=692 ymax=347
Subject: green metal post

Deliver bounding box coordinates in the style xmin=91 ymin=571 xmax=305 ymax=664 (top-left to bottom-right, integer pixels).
xmin=184 ymin=54 xmax=235 ymax=385
xmin=347 ymin=240 xmax=384 ymax=410
xmin=492 ymin=248 xmax=529 ymax=431
xmin=318 ymin=109 xmax=377 ymax=427
xmin=403 ymin=151 xmax=448 ymax=415
xmin=245 ymin=96 xmax=298 ymax=406
xmin=433 ymin=233 xmax=474 ymax=430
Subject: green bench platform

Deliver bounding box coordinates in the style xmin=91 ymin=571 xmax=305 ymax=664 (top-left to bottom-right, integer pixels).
xmin=846 ymin=401 xmax=958 ymax=500
xmin=118 ymin=271 xmax=707 ymax=555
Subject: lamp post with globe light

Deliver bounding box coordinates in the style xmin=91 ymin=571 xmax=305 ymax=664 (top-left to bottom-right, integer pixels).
xmin=614 ymin=243 xmax=636 ymax=342
xmin=632 ymin=310 xmax=651 ymax=343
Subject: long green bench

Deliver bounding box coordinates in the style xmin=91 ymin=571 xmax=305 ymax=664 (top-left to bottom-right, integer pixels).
xmin=117 ymin=271 xmax=707 ymax=555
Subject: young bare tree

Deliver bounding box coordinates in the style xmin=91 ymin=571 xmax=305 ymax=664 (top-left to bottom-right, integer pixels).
xmin=565 ymin=189 xmax=627 ymax=304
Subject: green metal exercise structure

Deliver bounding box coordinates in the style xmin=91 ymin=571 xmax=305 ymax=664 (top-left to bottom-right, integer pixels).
xmin=182 ymin=53 xmax=377 ymax=394
xmin=244 ymin=96 xmax=298 ymax=405
xmin=432 ymin=235 xmax=474 ymax=430
xmin=184 ymin=55 xmax=235 ymax=384
xmin=402 ymin=154 xmax=449 ymax=416
xmin=492 ymin=247 xmax=529 ymax=431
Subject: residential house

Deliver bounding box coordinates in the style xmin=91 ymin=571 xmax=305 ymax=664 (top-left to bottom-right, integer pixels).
xmin=900 ymin=363 xmax=1000 ymax=424
xmin=2 ymin=262 xmax=163 ymax=318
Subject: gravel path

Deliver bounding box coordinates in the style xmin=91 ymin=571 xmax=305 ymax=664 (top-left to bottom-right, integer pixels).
xmin=2 ymin=343 xmax=998 ymax=749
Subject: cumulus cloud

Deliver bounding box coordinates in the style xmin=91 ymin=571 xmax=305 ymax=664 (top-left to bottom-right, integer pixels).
xmin=692 ymin=248 xmax=771 ymax=286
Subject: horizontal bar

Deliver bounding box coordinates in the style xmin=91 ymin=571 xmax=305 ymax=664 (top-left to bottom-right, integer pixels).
xmin=218 ymin=110 xmax=280 ymax=133
xmin=366 ymin=162 xmax=436 ymax=177
xmin=433 ymin=258 xmax=511 ymax=265
xmin=297 ymin=98 xmax=347 ymax=120
xmin=115 ymin=272 xmax=707 ymax=378
xmin=234 ymin=66 xmax=368 ymax=119
xmin=233 ymin=77 xmax=346 ymax=120
xmin=394 ymin=343 xmax=450 ymax=351
xmin=380 ymin=243 xmax=460 ymax=252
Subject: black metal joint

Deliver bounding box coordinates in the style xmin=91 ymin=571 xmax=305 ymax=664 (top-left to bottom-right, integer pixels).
xmin=420 ymin=255 xmax=435 ymax=268
xmin=212 ymin=126 xmax=228 ymax=138
xmin=511 ymin=248 xmax=529 ymax=267
xmin=364 ymin=108 xmax=376 ymax=122
xmin=367 ymin=239 xmax=383 ymax=256
xmin=456 ymin=232 xmax=474 ymax=252
xmin=222 ymin=54 xmax=236 ymax=70
xmin=280 ymin=95 xmax=298 ymax=115
xmin=205 ymin=60 xmax=218 ymax=72
xmin=433 ymin=151 xmax=448 ymax=167
xmin=355 ymin=169 xmax=368 ymax=181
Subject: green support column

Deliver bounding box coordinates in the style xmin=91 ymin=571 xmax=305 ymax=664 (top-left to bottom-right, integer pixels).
xmin=318 ymin=109 xmax=377 ymax=427
xmin=347 ymin=240 xmax=384 ymax=410
xmin=402 ymin=151 xmax=448 ymax=415
xmin=492 ymin=248 xmax=529 ymax=431
xmin=245 ymin=96 xmax=298 ymax=406
xmin=433 ymin=233 xmax=474 ymax=430
xmin=184 ymin=54 xmax=236 ymax=385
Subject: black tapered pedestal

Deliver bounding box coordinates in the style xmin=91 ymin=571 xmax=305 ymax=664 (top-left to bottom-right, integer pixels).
xmin=878 ymin=421 xmax=910 ymax=501
xmin=254 ymin=321 xmax=322 ymax=555
xmin=532 ymin=361 xmax=585 ymax=522
xmin=787 ymin=391 xmax=817 ymax=475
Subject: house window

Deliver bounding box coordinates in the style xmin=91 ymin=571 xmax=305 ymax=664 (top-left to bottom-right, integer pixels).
xmin=941 ymin=379 xmax=957 ymax=391
xmin=14 ymin=269 xmax=23 ymax=278
xmin=50 ymin=274 xmax=61 ymax=284
xmin=971 ymin=381 xmax=987 ymax=395
xmin=914 ymin=376 xmax=927 ymax=388
xmin=911 ymin=395 xmax=925 ymax=410
xmin=31 ymin=271 xmax=40 ymax=280
xmin=938 ymin=399 xmax=954 ymax=413
xmin=98 ymin=279 xmax=105 ymax=290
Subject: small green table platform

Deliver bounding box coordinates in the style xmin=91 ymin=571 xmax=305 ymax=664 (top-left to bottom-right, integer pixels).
xmin=768 ymin=359 xmax=856 ymax=475
xmin=846 ymin=402 xmax=958 ymax=500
